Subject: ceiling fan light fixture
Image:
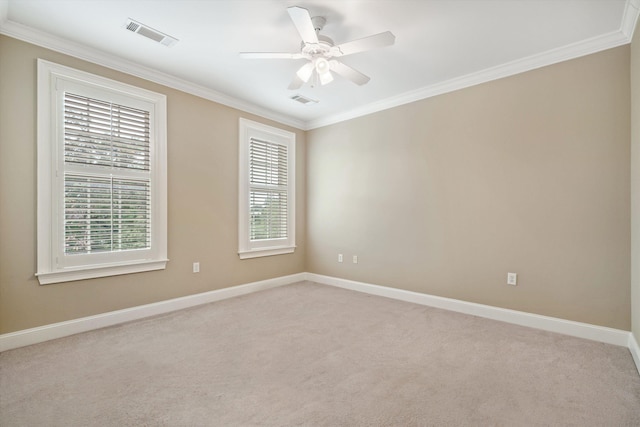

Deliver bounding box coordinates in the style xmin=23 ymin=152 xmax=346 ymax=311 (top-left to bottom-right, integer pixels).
xmin=314 ymin=57 xmax=330 ymax=75
xmin=319 ymin=69 xmax=334 ymax=85
xmin=296 ymin=62 xmax=314 ymax=82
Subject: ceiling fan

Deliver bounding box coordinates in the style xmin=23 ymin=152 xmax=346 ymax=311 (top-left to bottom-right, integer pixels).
xmin=240 ymin=6 xmax=395 ymax=90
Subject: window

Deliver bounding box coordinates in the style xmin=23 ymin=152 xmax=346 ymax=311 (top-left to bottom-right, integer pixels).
xmin=238 ymin=118 xmax=295 ymax=259
xmin=37 ymin=60 xmax=167 ymax=284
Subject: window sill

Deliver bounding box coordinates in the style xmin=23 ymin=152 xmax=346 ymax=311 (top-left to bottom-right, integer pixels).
xmin=36 ymin=259 xmax=168 ymax=285
xmin=238 ymin=246 xmax=296 ymax=259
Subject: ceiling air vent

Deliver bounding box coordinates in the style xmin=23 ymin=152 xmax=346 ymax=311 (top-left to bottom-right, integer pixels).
xmin=124 ymin=19 xmax=178 ymax=47
xmin=290 ymin=94 xmax=318 ymax=105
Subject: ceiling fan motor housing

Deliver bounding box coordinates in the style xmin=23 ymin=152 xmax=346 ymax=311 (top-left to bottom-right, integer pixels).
xmin=311 ymin=16 xmax=326 ymax=32
xmin=301 ymin=16 xmax=334 ymax=58
xmin=301 ymin=36 xmax=334 ymax=57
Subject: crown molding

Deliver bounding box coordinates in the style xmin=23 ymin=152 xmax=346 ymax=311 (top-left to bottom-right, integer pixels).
xmin=1 ymin=0 xmax=637 ymax=132
xmin=0 ymin=19 xmax=306 ymax=131
xmin=306 ymin=27 xmax=633 ymax=129
xmin=622 ymin=0 xmax=640 ymax=39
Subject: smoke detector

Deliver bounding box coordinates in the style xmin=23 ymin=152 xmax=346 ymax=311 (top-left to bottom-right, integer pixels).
xmin=124 ymin=19 xmax=178 ymax=47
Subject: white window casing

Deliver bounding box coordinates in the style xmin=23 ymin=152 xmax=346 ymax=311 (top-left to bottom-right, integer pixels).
xmin=238 ymin=118 xmax=295 ymax=259
xmin=37 ymin=59 xmax=168 ymax=284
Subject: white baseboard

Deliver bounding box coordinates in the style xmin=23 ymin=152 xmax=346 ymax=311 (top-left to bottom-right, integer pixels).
xmin=0 ymin=272 xmax=305 ymax=352
xmin=307 ymin=273 xmax=631 ymax=347
xmin=2 ymin=271 xmax=636 ymax=364
xmin=629 ymin=333 xmax=640 ymax=375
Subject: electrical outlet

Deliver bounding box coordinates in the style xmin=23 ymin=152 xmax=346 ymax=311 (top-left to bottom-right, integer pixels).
xmin=338 ymin=254 xmax=343 ymax=263
xmin=507 ymin=272 xmax=517 ymax=286
xmin=353 ymin=255 xmax=358 ymax=264
xmin=193 ymin=262 xmax=200 ymax=273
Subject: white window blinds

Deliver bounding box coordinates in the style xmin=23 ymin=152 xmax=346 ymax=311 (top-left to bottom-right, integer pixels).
xmin=249 ymin=138 xmax=288 ymax=241
xmin=64 ymin=93 xmax=150 ymax=170
xmin=63 ymin=92 xmax=151 ymax=255
xmin=238 ymin=118 xmax=294 ymax=259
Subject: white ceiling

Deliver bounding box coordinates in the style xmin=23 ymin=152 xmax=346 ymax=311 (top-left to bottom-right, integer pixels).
xmin=1 ymin=0 xmax=638 ymax=129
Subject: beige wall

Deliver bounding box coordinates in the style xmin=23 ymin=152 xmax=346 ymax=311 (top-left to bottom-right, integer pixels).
xmin=0 ymin=35 xmax=306 ymax=334
xmin=632 ymin=21 xmax=640 ymax=343
xmin=0 ymin=33 xmax=634 ymax=335
xmin=307 ymin=46 xmax=631 ymax=330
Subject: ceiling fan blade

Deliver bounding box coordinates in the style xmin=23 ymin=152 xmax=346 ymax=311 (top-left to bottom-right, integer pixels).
xmin=287 ymin=6 xmax=318 ymax=44
xmin=239 ymin=52 xmax=304 ymax=59
xmin=333 ymin=31 xmax=395 ymax=56
xmin=330 ymin=61 xmax=371 ymax=85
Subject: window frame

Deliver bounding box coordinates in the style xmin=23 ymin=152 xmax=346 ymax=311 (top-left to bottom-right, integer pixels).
xmin=37 ymin=59 xmax=168 ymax=285
xmin=238 ymin=118 xmax=296 ymax=259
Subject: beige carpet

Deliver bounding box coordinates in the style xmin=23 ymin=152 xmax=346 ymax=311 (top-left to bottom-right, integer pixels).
xmin=1 ymin=281 xmax=639 ymax=426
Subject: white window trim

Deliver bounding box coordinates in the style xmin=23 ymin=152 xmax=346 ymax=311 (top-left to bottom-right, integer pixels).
xmin=37 ymin=59 xmax=168 ymax=284
xmin=238 ymin=118 xmax=296 ymax=259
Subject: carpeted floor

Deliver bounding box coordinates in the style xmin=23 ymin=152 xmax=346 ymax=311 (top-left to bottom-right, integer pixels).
xmin=1 ymin=281 xmax=639 ymax=426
